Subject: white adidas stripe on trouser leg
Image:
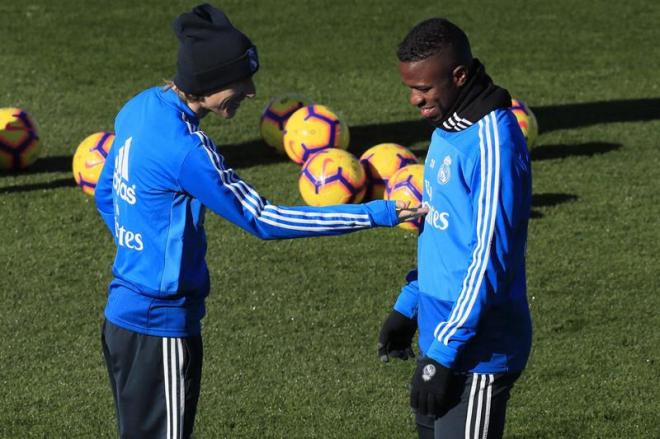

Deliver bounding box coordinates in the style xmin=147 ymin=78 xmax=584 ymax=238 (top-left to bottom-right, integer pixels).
xmin=464 ymin=373 xmax=494 ymax=439
xmin=163 ymin=338 xmax=185 ymax=439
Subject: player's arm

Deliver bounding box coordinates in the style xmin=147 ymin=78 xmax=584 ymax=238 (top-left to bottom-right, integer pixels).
xmin=94 ymin=138 xmax=116 ymax=235
xmin=178 ymin=145 xmax=420 ymax=239
xmin=411 ymin=117 xmax=531 ymax=417
xmin=393 ymin=268 xmax=420 ymax=319
xmin=378 ymin=269 xmax=419 ymax=362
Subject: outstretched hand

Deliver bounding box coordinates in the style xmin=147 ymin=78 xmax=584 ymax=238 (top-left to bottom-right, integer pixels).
xmin=395 ymin=200 xmax=428 ymax=223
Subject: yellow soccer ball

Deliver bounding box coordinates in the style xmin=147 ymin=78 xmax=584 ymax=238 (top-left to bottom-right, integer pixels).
xmin=385 ymin=164 xmax=424 ymax=231
xmin=359 ymin=143 xmax=418 ymax=200
xmin=72 ymin=131 xmax=114 ymax=195
xmin=299 ymin=148 xmax=366 ymax=206
xmin=260 ymin=94 xmax=311 ymax=154
xmin=0 ymin=107 xmax=41 ymax=171
xmin=510 ymin=98 xmax=538 ymax=148
xmin=283 ymin=104 xmax=349 ymax=165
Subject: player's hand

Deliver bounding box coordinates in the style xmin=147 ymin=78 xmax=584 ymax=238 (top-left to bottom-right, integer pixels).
xmin=377 ymin=310 xmax=417 ymax=362
xmin=395 ymin=200 xmax=428 ymax=222
xmin=410 ymin=357 xmax=454 ymax=417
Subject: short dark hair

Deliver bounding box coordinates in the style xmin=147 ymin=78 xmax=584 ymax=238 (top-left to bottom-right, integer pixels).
xmin=397 ymin=18 xmax=472 ymax=64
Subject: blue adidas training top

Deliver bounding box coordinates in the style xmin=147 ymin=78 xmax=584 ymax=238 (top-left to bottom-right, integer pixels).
xmin=95 ymin=87 xmax=398 ymax=337
xmin=394 ymin=109 xmax=532 ymax=373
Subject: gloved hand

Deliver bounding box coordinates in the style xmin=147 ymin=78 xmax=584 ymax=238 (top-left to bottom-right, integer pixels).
xmin=377 ymin=310 xmax=417 ymax=362
xmin=410 ymin=357 xmax=453 ymax=417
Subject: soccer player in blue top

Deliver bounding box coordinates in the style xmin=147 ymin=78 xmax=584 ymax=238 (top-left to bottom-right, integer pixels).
xmin=94 ymin=4 xmax=425 ymax=438
xmin=376 ymin=18 xmax=533 ymax=439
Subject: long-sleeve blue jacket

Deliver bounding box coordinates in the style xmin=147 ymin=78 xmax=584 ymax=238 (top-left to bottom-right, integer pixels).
xmin=394 ymin=109 xmax=532 ymax=373
xmin=95 ymin=87 xmax=398 ymax=337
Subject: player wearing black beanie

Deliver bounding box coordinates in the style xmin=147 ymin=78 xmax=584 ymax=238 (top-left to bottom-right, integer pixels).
xmin=97 ymin=4 xmax=426 ymax=439
xmin=172 ymin=3 xmax=259 ymax=96
xmin=99 ymin=5 xmax=261 ymax=438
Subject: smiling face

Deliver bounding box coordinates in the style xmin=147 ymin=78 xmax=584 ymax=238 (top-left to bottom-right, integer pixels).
xmin=398 ymin=52 xmax=468 ymax=126
xmin=195 ymin=77 xmax=256 ymax=119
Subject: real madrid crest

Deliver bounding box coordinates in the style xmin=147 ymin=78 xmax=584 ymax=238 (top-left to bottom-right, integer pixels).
xmin=437 ymin=155 xmax=452 ymax=185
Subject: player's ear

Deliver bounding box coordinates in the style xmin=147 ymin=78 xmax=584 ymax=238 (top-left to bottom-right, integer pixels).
xmin=452 ymin=65 xmax=469 ymax=87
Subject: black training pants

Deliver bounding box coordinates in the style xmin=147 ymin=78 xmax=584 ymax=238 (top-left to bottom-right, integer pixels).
xmin=416 ymin=371 xmax=521 ymax=439
xmin=101 ymin=320 xmax=203 ymax=439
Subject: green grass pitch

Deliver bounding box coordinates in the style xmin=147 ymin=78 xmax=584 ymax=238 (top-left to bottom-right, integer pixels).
xmin=1 ymin=0 xmax=659 ymax=437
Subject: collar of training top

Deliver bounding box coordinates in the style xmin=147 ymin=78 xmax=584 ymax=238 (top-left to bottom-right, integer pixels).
xmin=160 ymin=87 xmax=199 ymax=122
xmin=438 ymin=59 xmax=512 ymax=132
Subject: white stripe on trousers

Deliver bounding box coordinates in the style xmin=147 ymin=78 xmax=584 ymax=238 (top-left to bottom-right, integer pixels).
xmin=163 ymin=338 xmax=185 ymax=439
xmin=465 ymin=374 xmax=494 ymax=439
xmin=177 ymin=339 xmax=184 ymax=437
xmin=482 ymin=374 xmax=494 ymax=439
xmin=473 ymin=374 xmax=487 ymax=438
xmin=464 ymin=375 xmax=479 ymax=438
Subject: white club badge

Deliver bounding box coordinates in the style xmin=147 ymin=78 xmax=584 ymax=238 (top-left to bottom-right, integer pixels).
xmin=422 ymin=364 xmax=436 ymax=382
xmin=437 ymin=155 xmax=452 ymax=185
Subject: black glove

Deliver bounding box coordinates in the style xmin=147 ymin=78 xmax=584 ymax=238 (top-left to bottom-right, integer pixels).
xmin=377 ymin=310 xmax=417 ymax=362
xmin=410 ymin=357 xmax=454 ymax=417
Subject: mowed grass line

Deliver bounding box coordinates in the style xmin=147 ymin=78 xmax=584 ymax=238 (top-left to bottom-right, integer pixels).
xmin=1 ymin=0 xmax=659 ymax=437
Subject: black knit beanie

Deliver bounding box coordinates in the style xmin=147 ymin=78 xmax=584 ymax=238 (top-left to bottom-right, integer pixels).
xmin=173 ymin=4 xmax=259 ymax=96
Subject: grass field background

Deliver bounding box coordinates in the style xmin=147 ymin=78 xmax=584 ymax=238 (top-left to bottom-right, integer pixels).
xmin=1 ymin=0 xmax=659 ymax=437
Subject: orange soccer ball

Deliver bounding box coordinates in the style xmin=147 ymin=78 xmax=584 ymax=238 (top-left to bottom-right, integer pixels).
xmin=359 ymin=143 xmax=418 ymax=200
xmin=0 ymin=107 xmax=41 ymax=171
xmin=510 ymin=98 xmax=538 ymax=148
xmin=385 ymin=164 xmax=424 ymax=231
xmin=283 ymin=104 xmax=349 ymax=165
xmin=299 ymin=148 xmax=366 ymax=206
xmin=72 ymin=131 xmax=114 ymax=195
xmin=260 ymin=94 xmax=311 ymax=154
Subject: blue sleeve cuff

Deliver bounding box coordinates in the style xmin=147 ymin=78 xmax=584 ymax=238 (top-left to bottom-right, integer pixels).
xmin=393 ymin=279 xmax=419 ymax=319
xmin=364 ymin=200 xmax=398 ymax=227
xmin=425 ymin=340 xmax=458 ymax=369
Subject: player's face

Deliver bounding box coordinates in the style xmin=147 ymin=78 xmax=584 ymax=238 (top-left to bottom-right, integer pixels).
xmin=399 ymin=53 xmax=467 ymax=126
xmin=200 ymin=77 xmax=256 ymax=119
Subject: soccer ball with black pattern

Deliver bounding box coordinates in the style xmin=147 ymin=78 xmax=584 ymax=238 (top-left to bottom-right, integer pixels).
xmin=510 ymin=98 xmax=538 ymax=148
xmin=260 ymin=94 xmax=311 ymax=154
xmin=385 ymin=164 xmax=424 ymax=231
xmin=299 ymin=148 xmax=366 ymax=206
xmin=72 ymin=131 xmax=114 ymax=195
xmin=0 ymin=107 xmax=40 ymax=171
xmin=283 ymin=104 xmax=349 ymax=165
xmin=359 ymin=143 xmax=418 ymax=200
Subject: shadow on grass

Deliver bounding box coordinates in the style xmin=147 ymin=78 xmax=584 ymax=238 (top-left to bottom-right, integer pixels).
xmin=215 ymin=139 xmax=286 ymax=169
xmin=215 ymin=119 xmax=433 ymax=168
xmin=0 ymin=177 xmax=76 ymax=194
xmin=220 ymin=97 xmax=657 ymax=166
xmin=0 ymin=155 xmax=73 ymax=177
xmin=531 ymin=142 xmax=622 ymax=161
xmin=2 ymin=98 xmax=653 ymax=193
xmin=531 ymin=193 xmax=578 ymax=219
xmin=349 ymin=119 xmax=433 ymax=156
xmin=533 ymin=98 xmax=660 ymax=134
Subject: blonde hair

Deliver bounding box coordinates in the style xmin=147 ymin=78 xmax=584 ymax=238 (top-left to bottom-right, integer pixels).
xmin=162 ymin=80 xmax=205 ymax=103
